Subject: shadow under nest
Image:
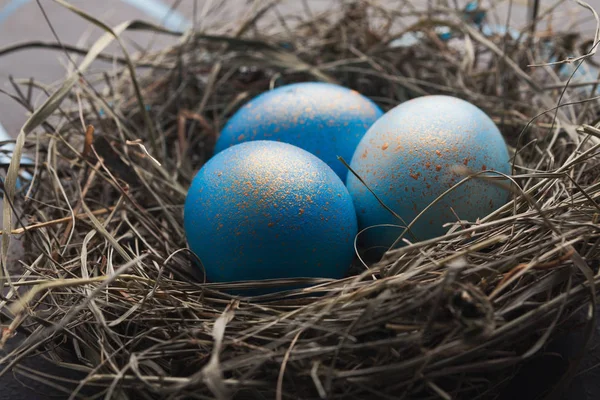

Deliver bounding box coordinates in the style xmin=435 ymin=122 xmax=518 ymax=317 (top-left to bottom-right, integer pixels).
xmin=1 ymin=1 xmax=600 ymax=399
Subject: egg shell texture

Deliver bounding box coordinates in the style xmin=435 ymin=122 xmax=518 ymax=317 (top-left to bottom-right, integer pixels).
xmin=184 ymin=140 xmax=358 ymax=283
xmin=346 ymin=95 xmax=510 ymax=251
xmin=214 ymin=82 xmax=384 ymax=181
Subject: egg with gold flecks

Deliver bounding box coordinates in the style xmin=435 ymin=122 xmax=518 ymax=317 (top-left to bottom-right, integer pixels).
xmin=184 ymin=140 xmax=358 ymax=285
xmin=214 ymin=82 xmax=383 ymax=181
xmin=346 ymin=95 xmax=510 ymax=257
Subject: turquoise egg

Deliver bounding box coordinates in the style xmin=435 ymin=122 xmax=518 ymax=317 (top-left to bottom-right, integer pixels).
xmin=346 ymin=95 xmax=510 ymax=256
xmin=184 ymin=140 xmax=358 ymax=284
xmin=214 ymin=82 xmax=383 ymax=181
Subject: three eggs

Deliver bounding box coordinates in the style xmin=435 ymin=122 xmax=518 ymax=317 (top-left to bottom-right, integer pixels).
xmin=183 ymin=82 xmax=510 ymax=286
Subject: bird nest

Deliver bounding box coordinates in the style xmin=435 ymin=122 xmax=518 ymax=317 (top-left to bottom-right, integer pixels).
xmin=1 ymin=1 xmax=600 ymax=399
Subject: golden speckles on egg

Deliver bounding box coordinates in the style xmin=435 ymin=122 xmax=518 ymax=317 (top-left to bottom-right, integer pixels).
xmin=382 ymin=143 xmax=389 ymax=151
xmin=435 ymin=150 xmax=442 ymax=157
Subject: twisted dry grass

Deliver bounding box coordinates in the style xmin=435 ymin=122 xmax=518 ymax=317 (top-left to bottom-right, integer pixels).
xmin=0 ymin=0 xmax=600 ymax=399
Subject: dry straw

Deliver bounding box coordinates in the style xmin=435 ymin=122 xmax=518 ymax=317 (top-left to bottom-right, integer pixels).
xmin=1 ymin=0 xmax=600 ymax=399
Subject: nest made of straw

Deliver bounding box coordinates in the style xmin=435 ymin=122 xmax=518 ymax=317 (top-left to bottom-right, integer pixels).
xmin=1 ymin=1 xmax=600 ymax=399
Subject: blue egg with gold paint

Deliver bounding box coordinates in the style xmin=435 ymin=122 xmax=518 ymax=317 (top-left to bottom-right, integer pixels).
xmin=346 ymin=95 xmax=510 ymax=256
xmin=214 ymin=82 xmax=383 ymax=181
xmin=184 ymin=140 xmax=358 ymax=284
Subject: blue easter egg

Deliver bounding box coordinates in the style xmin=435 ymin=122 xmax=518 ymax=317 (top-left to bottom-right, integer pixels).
xmin=481 ymin=24 xmax=520 ymax=39
xmin=559 ymin=60 xmax=600 ymax=96
xmin=184 ymin=140 xmax=358 ymax=284
xmin=346 ymin=95 xmax=510 ymax=256
xmin=214 ymin=82 xmax=383 ymax=181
